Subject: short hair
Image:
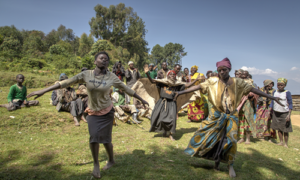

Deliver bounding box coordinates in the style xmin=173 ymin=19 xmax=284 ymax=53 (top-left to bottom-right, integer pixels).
xmin=16 ymin=74 xmax=24 ymax=79
xmin=184 ymin=67 xmax=189 ymax=71
xmin=206 ymin=71 xmax=213 ymax=76
xmin=248 ymin=74 xmax=252 ymax=78
xmin=174 ymin=64 xmax=181 ymax=68
xmin=94 ymin=51 xmax=110 ymax=61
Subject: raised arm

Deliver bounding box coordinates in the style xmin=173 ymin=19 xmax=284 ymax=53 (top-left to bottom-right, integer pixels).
xmin=146 ymin=72 xmax=156 ymax=84
xmin=27 ymin=72 xmax=84 ymax=100
xmin=184 ymin=79 xmax=199 ymax=88
xmin=184 ymin=74 xmax=204 ymax=88
xmin=173 ymin=84 xmax=201 ymax=101
xmin=27 ymin=83 xmax=61 ymax=100
xmin=250 ymin=88 xmax=283 ymax=106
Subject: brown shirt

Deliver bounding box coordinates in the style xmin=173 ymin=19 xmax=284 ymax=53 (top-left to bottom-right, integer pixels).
xmin=59 ymin=70 xmax=135 ymax=111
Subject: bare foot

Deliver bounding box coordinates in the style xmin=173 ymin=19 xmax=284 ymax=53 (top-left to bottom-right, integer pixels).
xmin=169 ymin=135 xmax=175 ymax=141
xmin=284 ymin=144 xmax=288 ymax=148
xmin=268 ymin=139 xmax=274 ymax=143
xmin=81 ymin=115 xmax=87 ymax=123
xmin=102 ymin=161 xmax=115 ymax=171
xmin=229 ymin=165 xmax=236 ymax=178
xmin=277 ymin=142 xmax=284 ymax=146
xmin=186 ymin=120 xmax=192 ymax=123
xmin=73 ymin=117 xmax=80 ymax=126
xmin=92 ymin=164 xmax=101 ymax=179
xmin=237 ymin=139 xmax=245 ymax=144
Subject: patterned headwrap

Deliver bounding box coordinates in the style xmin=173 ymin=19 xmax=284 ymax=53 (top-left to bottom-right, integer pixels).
xmin=191 ymin=65 xmax=198 ymax=71
xmin=167 ymin=70 xmax=176 ymax=76
xmin=263 ymin=79 xmax=273 ymax=87
xmin=214 ymin=70 xmax=218 ymax=73
xmin=277 ymin=78 xmax=288 ymax=85
xmin=216 ymin=57 xmax=232 ymax=69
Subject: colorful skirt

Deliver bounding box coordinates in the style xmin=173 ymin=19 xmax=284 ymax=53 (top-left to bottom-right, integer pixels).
xmin=187 ymin=96 xmax=208 ymax=122
xmin=184 ymin=107 xmax=239 ymax=165
xmin=238 ymin=99 xmax=257 ymax=138
xmin=255 ymin=105 xmax=277 ymax=138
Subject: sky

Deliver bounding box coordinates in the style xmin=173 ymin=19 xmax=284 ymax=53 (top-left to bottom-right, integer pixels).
xmin=0 ymin=0 xmax=299 ymax=93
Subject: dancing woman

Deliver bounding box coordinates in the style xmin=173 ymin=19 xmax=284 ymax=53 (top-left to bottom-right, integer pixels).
xmin=174 ymin=58 xmax=282 ymax=177
xmin=27 ymin=51 xmax=149 ymax=179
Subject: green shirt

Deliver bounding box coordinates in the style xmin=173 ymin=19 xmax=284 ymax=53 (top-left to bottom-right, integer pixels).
xmin=7 ymin=84 xmax=27 ymax=102
xmin=113 ymin=92 xmax=125 ymax=106
xmin=145 ymin=70 xmax=157 ymax=79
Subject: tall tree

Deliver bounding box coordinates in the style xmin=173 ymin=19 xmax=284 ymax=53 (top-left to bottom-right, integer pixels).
xmin=89 ymin=3 xmax=148 ymax=69
xmin=78 ymin=33 xmax=94 ymax=57
xmin=22 ymin=30 xmax=45 ymax=57
xmin=150 ymin=43 xmax=187 ymax=68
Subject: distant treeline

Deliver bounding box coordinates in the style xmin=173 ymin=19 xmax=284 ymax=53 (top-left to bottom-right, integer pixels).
xmin=0 ymin=3 xmax=186 ymax=76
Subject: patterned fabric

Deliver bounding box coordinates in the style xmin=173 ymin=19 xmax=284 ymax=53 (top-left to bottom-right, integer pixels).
xmin=184 ymin=107 xmax=239 ymax=165
xmin=255 ymin=105 xmax=277 ymax=139
xmin=263 ymin=79 xmax=273 ymax=87
xmin=277 ymin=78 xmax=288 ymax=85
xmin=187 ymin=73 xmax=207 ymax=121
xmin=187 ymin=94 xmax=208 ymax=121
xmin=238 ymin=99 xmax=257 ymax=138
xmin=256 ymin=88 xmax=276 ymax=138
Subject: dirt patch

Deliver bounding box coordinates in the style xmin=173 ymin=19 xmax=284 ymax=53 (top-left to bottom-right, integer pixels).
xmin=291 ymin=115 xmax=300 ymax=127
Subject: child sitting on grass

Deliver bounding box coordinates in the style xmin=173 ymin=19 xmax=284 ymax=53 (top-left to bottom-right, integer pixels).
xmin=0 ymin=74 xmax=39 ymax=111
xmin=270 ymin=78 xmax=293 ymax=148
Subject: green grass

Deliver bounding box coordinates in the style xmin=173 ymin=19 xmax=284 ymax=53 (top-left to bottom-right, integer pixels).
xmin=292 ymin=111 xmax=300 ymax=115
xmin=0 ymin=86 xmax=300 ymax=180
xmin=0 ymin=71 xmax=58 ymax=88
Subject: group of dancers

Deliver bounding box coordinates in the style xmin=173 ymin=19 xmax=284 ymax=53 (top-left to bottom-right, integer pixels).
xmin=1 ymin=51 xmax=292 ymax=178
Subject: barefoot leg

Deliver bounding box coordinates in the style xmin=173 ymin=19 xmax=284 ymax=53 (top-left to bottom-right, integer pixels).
xmin=73 ymin=116 xmax=80 ymax=126
xmin=103 ymin=143 xmax=115 ymax=170
xmin=229 ymin=164 xmax=236 ymax=178
xmin=245 ymin=131 xmax=251 ymax=144
xmin=90 ymin=143 xmax=101 ymax=178
xmin=237 ymin=138 xmax=245 ymax=144
xmin=277 ymin=131 xmax=284 ymax=146
xmin=283 ymin=132 xmax=289 ymax=148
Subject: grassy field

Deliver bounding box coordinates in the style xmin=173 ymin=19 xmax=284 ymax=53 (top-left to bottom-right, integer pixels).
xmin=0 ymin=86 xmax=300 ymax=180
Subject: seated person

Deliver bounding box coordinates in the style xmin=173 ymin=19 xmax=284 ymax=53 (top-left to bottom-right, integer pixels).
xmin=0 ymin=74 xmax=39 ymax=111
xmin=56 ymin=75 xmax=86 ymax=126
xmin=112 ymin=88 xmax=141 ymax=124
xmin=135 ymin=100 xmax=150 ymax=119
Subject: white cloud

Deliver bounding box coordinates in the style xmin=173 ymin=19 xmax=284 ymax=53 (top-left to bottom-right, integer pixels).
xmin=240 ymin=66 xmax=278 ymax=75
xmin=291 ymin=67 xmax=298 ymax=71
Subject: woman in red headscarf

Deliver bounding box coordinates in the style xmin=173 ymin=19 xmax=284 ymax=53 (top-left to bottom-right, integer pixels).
xmin=174 ymin=58 xmax=283 ymax=177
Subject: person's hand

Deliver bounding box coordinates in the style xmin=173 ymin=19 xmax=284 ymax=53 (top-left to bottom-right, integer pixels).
xmin=285 ymin=115 xmax=290 ymax=122
xmin=274 ymin=97 xmax=284 ymax=107
xmin=141 ymin=100 xmax=149 ymax=109
xmin=23 ymin=100 xmax=28 ymax=105
xmin=27 ymin=90 xmax=45 ymax=100
xmin=144 ymin=64 xmax=149 ymax=73
xmin=173 ymin=92 xmax=179 ymax=101
xmin=153 ymin=65 xmax=158 ymax=70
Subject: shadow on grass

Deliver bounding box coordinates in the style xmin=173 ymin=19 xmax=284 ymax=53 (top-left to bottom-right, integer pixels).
xmin=152 ymin=127 xmax=198 ymax=140
xmin=1 ymin=145 xmax=299 ymax=180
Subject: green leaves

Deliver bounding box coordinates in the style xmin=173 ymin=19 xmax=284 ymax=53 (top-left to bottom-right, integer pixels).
xmin=151 ymin=43 xmax=187 ymax=68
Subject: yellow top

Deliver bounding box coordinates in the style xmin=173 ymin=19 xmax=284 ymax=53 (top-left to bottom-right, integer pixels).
xmin=59 ymin=70 xmax=135 ymax=111
xmin=200 ymin=77 xmax=253 ymax=113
